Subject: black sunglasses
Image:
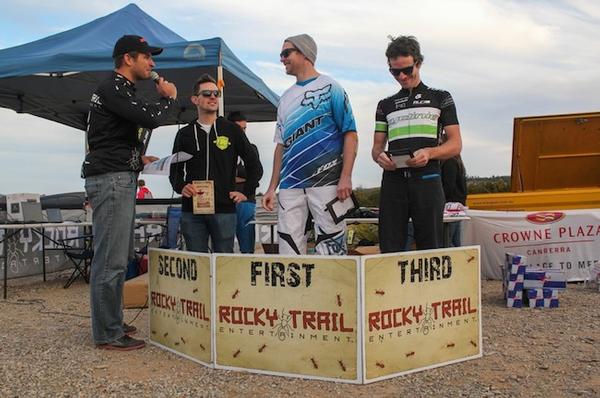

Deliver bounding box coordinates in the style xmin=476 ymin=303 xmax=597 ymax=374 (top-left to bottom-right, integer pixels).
xmin=280 ymin=48 xmax=299 ymax=58
xmin=389 ymin=64 xmax=415 ymax=77
xmin=197 ymin=90 xmax=221 ymax=98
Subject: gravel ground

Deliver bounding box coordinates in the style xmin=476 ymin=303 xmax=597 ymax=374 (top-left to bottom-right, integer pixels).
xmin=1 ymin=277 xmax=598 ymax=397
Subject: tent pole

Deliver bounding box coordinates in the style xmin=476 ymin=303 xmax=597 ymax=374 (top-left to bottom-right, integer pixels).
xmin=217 ymin=48 xmax=224 ymax=117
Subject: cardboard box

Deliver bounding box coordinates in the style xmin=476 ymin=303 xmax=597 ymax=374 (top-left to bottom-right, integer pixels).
xmin=350 ymin=245 xmax=380 ymax=256
xmin=123 ymin=272 xmax=148 ymax=308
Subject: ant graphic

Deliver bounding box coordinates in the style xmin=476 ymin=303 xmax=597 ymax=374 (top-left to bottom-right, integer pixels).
xmin=419 ymin=305 xmax=434 ymax=336
xmin=6 ymin=234 xmax=25 ymax=274
xmin=273 ymin=309 xmax=292 ymax=341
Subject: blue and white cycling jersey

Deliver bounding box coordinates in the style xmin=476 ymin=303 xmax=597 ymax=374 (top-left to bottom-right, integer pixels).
xmin=275 ymin=75 xmax=356 ymax=189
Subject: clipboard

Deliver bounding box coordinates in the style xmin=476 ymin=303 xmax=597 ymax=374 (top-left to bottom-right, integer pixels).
xmin=325 ymin=193 xmax=360 ymax=224
xmin=386 ymin=148 xmax=414 ymax=168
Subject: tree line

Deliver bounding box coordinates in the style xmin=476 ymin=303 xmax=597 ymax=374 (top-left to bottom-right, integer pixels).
xmin=353 ymin=175 xmax=511 ymax=207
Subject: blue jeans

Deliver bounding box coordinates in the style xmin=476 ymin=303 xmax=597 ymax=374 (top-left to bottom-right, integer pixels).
xmin=236 ymin=201 xmax=256 ymax=253
xmin=447 ymin=221 xmax=462 ymax=247
xmin=85 ymin=171 xmax=136 ymax=344
xmin=180 ymin=212 xmax=236 ymax=253
xmin=161 ymin=206 xmax=182 ymax=249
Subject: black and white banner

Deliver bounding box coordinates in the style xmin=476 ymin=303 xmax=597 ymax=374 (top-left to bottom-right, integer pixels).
xmin=1 ymin=223 xmax=164 ymax=279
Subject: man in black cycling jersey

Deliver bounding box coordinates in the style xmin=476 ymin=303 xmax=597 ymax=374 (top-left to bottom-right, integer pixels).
xmin=371 ymin=35 xmax=462 ymax=253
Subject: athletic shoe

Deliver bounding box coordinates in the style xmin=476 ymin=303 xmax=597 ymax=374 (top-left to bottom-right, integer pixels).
xmin=123 ymin=323 xmax=137 ymax=335
xmin=96 ymin=335 xmax=145 ymax=351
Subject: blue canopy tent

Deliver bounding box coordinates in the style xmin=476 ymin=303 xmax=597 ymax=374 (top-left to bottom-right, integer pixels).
xmin=0 ymin=3 xmax=279 ymax=130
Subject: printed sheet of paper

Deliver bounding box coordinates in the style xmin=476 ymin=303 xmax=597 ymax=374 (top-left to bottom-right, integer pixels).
xmin=390 ymin=153 xmax=412 ymax=168
xmin=142 ymin=152 xmax=193 ymax=175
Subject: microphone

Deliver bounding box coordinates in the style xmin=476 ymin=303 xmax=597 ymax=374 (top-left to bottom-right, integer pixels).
xmin=150 ymin=71 xmax=160 ymax=84
xmin=151 ymin=71 xmax=176 ymax=100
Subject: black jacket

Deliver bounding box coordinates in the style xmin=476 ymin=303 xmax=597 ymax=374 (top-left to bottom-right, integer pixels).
xmin=170 ymin=117 xmax=263 ymax=213
xmin=82 ymin=72 xmax=177 ymax=177
xmin=442 ymin=157 xmax=467 ymax=204
xmin=235 ymin=143 xmax=261 ymax=203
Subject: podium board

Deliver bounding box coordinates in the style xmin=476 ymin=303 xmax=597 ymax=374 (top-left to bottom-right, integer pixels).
xmin=148 ymin=250 xmax=212 ymax=366
xmin=213 ymin=255 xmax=360 ymax=382
xmin=148 ymin=246 xmax=481 ymax=383
xmin=362 ymin=247 xmax=481 ymax=383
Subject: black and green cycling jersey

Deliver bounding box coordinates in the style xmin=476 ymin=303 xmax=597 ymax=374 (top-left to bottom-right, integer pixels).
xmin=374 ymin=81 xmax=459 ymax=173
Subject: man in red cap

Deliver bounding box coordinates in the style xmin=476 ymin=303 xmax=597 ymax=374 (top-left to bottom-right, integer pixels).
xmin=82 ymin=35 xmax=177 ymax=351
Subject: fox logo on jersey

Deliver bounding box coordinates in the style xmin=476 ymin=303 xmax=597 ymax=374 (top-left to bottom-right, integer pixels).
xmin=301 ymin=84 xmax=332 ymax=110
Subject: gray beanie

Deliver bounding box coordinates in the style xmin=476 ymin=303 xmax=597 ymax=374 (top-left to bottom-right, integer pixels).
xmin=285 ymin=34 xmax=317 ymax=64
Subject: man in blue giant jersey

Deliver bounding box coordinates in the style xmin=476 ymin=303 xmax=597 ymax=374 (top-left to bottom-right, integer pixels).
xmin=262 ymin=34 xmax=358 ymax=255
xmin=372 ymin=35 xmax=463 ymax=253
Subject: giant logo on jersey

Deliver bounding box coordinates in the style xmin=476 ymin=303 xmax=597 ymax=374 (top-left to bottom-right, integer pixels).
xmin=283 ymin=115 xmax=324 ymax=148
xmin=301 ymin=84 xmax=332 ymax=110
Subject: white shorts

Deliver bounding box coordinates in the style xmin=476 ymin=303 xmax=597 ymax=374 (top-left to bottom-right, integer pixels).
xmin=277 ymin=186 xmax=347 ymax=255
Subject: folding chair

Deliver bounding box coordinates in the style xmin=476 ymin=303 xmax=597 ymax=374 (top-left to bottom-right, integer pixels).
xmin=59 ymin=234 xmax=94 ymax=288
xmin=129 ymin=221 xmax=166 ymax=279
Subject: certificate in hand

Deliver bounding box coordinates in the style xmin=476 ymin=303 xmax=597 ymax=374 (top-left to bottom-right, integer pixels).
xmin=325 ymin=193 xmax=360 ymax=224
xmin=386 ymin=148 xmax=413 ymax=168
xmin=192 ymin=180 xmax=215 ymax=214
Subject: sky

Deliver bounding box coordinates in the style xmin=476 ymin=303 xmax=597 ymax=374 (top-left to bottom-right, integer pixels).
xmin=1 ymin=0 xmax=599 ymax=198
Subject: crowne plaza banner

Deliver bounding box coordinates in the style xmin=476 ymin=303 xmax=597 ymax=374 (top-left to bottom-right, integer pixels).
xmin=463 ymin=209 xmax=600 ymax=280
xmin=214 ymin=254 xmax=361 ymax=382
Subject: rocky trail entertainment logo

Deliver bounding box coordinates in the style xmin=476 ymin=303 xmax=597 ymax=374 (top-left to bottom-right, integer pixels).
xmin=150 ymin=291 xmax=210 ymax=328
xmin=218 ymin=306 xmax=355 ymax=343
xmin=367 ymin=296 xmax=478 ymax=342
xmin=215 ymin=258 xmax=358 ymax=344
